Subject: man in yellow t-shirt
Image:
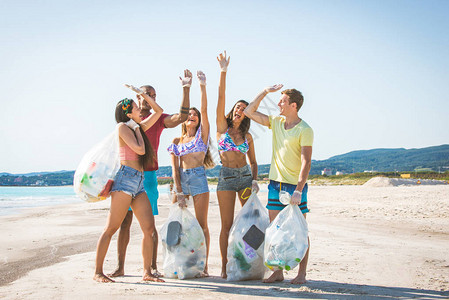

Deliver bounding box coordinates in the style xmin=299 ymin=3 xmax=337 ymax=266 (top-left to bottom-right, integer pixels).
xmin=245 ymin=84 xmax=313 ymax=285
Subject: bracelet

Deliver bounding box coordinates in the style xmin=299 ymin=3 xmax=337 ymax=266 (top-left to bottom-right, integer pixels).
xmin=293 ymin=190 xmax=302 ymax=195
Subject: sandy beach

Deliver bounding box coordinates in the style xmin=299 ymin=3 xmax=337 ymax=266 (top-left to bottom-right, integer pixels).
xmin=1 ymin=184 xmax=448 ymax=299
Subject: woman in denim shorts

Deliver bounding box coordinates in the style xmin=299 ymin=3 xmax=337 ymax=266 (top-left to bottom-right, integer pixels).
xmin=167 ymin=71 xmax=215 ymax=276
xmin=93 ymin=86 xmax=165 ymax=284
xmin=216 ymin=52 xmax=259 ymax=278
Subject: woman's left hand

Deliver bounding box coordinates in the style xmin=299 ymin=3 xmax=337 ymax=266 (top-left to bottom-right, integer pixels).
xmin=197 ymin=70 xmax=206 ymax=86
xmin=251 ymin=180 xmax=259 ymax=194
xmin=177 ymin=193 xmax=187 ymax=208
xmin=125 ymin=119 xmax=140 ymax=131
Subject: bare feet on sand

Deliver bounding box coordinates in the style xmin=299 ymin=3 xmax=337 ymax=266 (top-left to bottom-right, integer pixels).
xmin=221 ymin=266 xmax=227 ymax=279
xmin=107 ymin=268 xmax=124 ymax=278
xmin=93 ymin=273 xmax=115 ymax=283
xmin=142 ymin=273 xmax=165 ymax=282
xmin=290 ymin=274 xmax=306 ymax=284
xmin=263 ymin=270 xmax=284 ymax=283
xmin=151 ymin=270 xmax=164 ymax=278
xmin=196 ymin=270 xmax=209 ymax=278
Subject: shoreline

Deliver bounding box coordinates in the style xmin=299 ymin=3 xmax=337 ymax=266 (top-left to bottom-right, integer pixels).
xmin=1 ymin=185 xmax=448 ymax=298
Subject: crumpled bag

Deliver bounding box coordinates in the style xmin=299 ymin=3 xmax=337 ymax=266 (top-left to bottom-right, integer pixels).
xmin=73 ymin=129 xmax=120 ymax=202
xmin=161 ymin=204 xmax=206 ymax=279
xmin=264 ymin=203 xmax=309 ymax=271
xmin=226 ymin=192 xmax=270 ymax=281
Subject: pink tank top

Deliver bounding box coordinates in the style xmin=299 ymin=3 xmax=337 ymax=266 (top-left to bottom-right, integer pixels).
xmin=119 ymin=144 xmax=139 ymax=161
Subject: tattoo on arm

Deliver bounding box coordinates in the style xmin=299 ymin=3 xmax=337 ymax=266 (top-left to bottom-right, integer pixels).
xmin=180 ymin=106 xmax=189 ymax=115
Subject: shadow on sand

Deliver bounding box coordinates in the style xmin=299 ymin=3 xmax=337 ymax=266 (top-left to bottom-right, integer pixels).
xmin=116 ymin=276 xmax=449 ymax=299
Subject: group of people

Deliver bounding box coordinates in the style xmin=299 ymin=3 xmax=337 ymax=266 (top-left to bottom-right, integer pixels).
xmin=93 ymin=52 xmax=314 ymax=285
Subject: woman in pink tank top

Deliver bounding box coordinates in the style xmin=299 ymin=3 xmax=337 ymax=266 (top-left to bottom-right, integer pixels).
xmin=93 ymin=84 xmax=165 ymax=283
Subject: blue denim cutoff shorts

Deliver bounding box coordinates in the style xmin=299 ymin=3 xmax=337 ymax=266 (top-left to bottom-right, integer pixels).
xmin=111 ymin=165 xmax=145 ymax=198
xmin=267 ymin=180 xmax=309 ymax=213
xmin=217 ymin=165 xmax=252 ymax=192
xmin=127 ymin=170 xmax=159 ymax=214
xmin=180 ymin=166 xmax=209 ymax=197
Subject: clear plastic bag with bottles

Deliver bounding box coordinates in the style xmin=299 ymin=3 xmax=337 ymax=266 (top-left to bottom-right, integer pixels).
xmin=73 ymin=129 xmax=120 ymax=202
xmin=226 ymin=192 xmax=270 ymax=281
xmin=160 ymin=203 xmax=206 ymax=279
xmin=264 ymin=191 xmax=309 ymax=271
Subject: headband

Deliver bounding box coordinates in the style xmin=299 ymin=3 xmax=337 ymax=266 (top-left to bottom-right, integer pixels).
xmin=121 ymin=98 xmax=133 ymax=114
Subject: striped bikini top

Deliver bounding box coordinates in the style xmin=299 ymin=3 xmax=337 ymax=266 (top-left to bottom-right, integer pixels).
xmin=167 ymin=125 xmax=209 ymax=157
xmin=218 ymin=129 xmax=249 ymax=155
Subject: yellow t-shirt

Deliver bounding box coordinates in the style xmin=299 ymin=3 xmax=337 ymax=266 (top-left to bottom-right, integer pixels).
xmin=268 ymin=115 xmax=314 ymax=185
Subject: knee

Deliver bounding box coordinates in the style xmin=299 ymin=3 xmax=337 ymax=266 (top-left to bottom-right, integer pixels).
xmin=103 ymin=226 xmax=119 ymax=238
xmin=221 ymin=223 xmax=232 ymax=235
xmin=202 ymin=225 xmax=209 ymax=235
xmin=142 ymin=224 xmax=155 ymax=237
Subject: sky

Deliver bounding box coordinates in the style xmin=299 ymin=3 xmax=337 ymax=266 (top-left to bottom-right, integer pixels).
xmin=1 ymin=0 xmax=448 ymax=173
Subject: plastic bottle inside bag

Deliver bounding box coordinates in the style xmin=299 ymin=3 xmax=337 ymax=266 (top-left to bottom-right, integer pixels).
xmin=279 ymin=190 xmax=291 ymax=205
xmin=236 ymin=240 xmax=257 ymax=263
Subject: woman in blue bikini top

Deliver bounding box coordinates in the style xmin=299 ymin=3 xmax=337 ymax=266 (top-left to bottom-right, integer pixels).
xmin=215 ymin=51 xmax=259 ymax=279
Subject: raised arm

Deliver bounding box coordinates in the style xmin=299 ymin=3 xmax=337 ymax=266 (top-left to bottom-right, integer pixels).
xmin=164 ymin=69 xmax=192 ymax=128
xmin=124 ymin=84 xmax=164 ymax=131
xmin=197 ymin=70 xmax=209 ymax=141
xmin=244 ymin=84 xmax=283 ymax=127
xmin=216 ymin=51 xmax=230 ymax=134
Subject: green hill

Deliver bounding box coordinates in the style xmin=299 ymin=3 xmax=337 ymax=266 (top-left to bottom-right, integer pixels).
xmin=309 ymin=144 xmax=449 ymax=174
xmin=1 ymin=144 xmax=448 ymax=186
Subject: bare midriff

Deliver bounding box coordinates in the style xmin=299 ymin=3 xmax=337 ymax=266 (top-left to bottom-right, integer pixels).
xmin=180 ymin=152 xmax=206 ymax=169
xmin=120 ymin=160 xmax=144 ymax=172
xmin=220 ymin=151 xmax=247 ymax=168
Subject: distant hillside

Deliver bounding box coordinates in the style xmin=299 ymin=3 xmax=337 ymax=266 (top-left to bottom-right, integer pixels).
xmin=0 ymin=171 xmax=75 ymax=186
xmin=309 ymin=144 xmax=449 ymax=174
xmin=1 ymin=145 xmax=448 ymax=185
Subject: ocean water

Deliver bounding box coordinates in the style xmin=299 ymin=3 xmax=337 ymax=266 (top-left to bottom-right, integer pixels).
xmin=0 ymin=186 xmax=82 ymax=216
xmin=0 ymin=184 xmax=253 ymax=217
xmin=0 ymin=185 xmax=215 ymax=217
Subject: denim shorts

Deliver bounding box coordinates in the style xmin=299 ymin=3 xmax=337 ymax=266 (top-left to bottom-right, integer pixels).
xmin=180 ymin=166 xmax=209 ymax=197
xmin=127 ymin=170 xmax=159 ymax=215
xmin=217 ymin=165 xmax=252 ymax=192
xmin=267 ymin=180 xmax=309 ymax=213
xmin=111 ymin=165 xmax=145 ymax=198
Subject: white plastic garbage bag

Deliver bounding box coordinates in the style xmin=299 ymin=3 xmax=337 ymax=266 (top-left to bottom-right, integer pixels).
xmin=73 ymin=130 xmax=120 ymax=202
xmin=226 ymin=192 xmax=270 ymax=281
xmin=161 ymin=204 xmax=206 ymax=279
xmin=264 ymin=200 xmax=309 ymax=271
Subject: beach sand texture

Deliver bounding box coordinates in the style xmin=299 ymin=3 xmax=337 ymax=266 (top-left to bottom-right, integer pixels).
xmin=1 ymin=185 xmax=448 ymax=299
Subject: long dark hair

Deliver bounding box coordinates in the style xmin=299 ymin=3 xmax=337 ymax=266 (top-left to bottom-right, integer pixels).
xmin=115 ymin=99 xmax=154 ymax=168
xmin=181 ymin=107 xmax=215 ymax=169
xmin=225 ymin=100 xmax=251 ymax=139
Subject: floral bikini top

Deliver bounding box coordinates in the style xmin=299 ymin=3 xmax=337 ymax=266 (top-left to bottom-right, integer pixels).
xmin=167 ymin=125 xmax=209 ymax=157
xmin=218 ymin=129 xmax=249 ymax=155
